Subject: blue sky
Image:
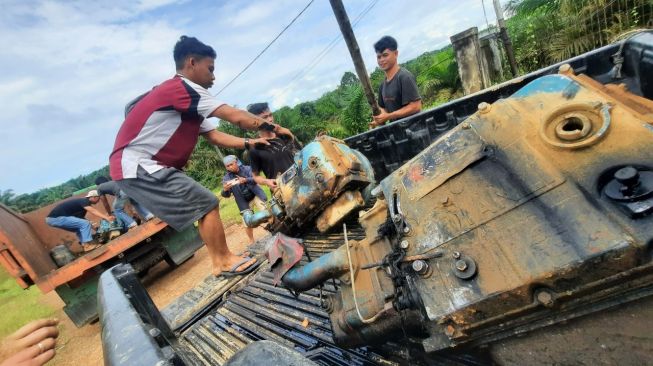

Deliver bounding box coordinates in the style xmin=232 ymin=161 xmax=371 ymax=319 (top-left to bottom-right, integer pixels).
xmin=0 ymin=0 xmax=499 ymax=194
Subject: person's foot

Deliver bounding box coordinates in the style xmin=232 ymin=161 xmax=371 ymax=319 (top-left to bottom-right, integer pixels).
xmin=212 ymin=255 xmax=257 ymax=277
xmin=81 ymin=242 xmax=102 ymax=252
xmin=144 ymin=214 xmax=155 ymax=221
xmin=127 ymin=223 xmax=137 ymax=230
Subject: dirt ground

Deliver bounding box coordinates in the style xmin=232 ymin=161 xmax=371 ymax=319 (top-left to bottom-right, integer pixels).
xmin=42 ymin=224 xmax=269 ymax=366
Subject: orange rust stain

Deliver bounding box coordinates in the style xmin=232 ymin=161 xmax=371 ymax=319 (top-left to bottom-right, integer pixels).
xmin=408 ymin=164 xmax=424 ymax=182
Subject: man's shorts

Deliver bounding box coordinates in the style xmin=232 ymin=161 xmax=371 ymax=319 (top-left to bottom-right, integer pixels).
xmin=117 ymin=166 xmax=219 ymax=231
xmin=241 ymin=196 xmax=266 ymax=225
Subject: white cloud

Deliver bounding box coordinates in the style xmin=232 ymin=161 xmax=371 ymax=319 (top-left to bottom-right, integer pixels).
xmin=0 ymin=0 xmax=494 ymax=194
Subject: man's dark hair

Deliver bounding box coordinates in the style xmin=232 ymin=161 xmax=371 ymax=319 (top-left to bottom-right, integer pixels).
xmin=247 ymin=102 xmax=269 ymax=116
xmin=173 ymin=35 xmax=217 ymax=70
xmin=95 ymin=176 xmax=110 ymax=185
xmin=374 ymin=36 xmax=398 ymax=53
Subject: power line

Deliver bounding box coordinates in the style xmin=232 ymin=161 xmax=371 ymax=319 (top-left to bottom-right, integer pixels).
xmin=280 ymin=0 xmax=380 ymax=96
xmin=215 ymin=0 xmax=315 ymax=96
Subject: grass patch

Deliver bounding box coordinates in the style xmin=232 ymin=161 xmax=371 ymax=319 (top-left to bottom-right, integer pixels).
xmin=213 ymin=186 xmax=272 ymax=227
xmin=0 ymin=267 xmax=56 ymax=339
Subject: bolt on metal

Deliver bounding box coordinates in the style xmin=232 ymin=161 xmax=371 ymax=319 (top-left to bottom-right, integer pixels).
xmin=412 ymin=260 xmax=428 ymax=274
xmin=399 ymin=240 xmax=410 ymax=249
xmin=455 ymin=260 xmax=468 ymax=272
xmin=452 ymin=251 xmax=461 ymax=259
xmin=477 ymin=102 xmax=491 ymax=114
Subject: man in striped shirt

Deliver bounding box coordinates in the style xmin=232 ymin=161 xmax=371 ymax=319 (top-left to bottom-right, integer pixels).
xmin=109 ymin=36 xmax=291 ymax=277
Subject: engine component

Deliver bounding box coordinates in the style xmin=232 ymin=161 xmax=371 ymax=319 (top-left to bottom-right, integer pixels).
xmin=95 ymin=219 xmax=124 ymax=243
xmin=261 ymin=135 xmax=375 ymax=234
xmin=272 ymin=69 xmax=653 ymax=356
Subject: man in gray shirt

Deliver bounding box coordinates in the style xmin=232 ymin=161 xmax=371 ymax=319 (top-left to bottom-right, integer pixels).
xmin=370 ymin=36 xmax=422 ymax=128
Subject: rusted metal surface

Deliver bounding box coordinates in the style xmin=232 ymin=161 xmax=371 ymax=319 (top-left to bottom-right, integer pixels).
xmin=315 ymin=190 xmax=364 ymax=232
xmin=0 ymin=204 xmax=57 ymax=284
xmin=277 ymin=68 xmax=653 ymax=361
xmin=268 ymin=135 xmax=375 ymax=234
xmin=35 ymin=219 xmax=167 ymax=292
xmin=265 ymin=233 xmax=304 ymax=285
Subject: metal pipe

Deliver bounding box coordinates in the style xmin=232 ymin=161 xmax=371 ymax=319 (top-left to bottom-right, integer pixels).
xmin=281 ymin=244 xmax=349 ymax=292
xmin=242 ymin=209 xmax=273 ymax=228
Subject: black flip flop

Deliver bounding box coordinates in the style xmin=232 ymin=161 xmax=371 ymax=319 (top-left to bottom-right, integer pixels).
xmin=221 ymin=257 xmax=260 ymax=277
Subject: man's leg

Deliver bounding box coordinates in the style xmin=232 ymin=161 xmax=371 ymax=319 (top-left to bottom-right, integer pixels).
xmin=198 ymin=207 xmax=256 ymax=276
xmin=129 ymin=199 xmax=155 ymax=221
xmin=114 ymin=206 xmax=137 ymax=229
xmin=46 ymin=216 xmax=93 ymax=243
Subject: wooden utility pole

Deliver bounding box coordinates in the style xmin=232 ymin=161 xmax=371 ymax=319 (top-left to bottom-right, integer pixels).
xmin=492 ymin=0 xmax=518 ymax=76
xmin=329 ymin=0 xmax=381 ymax=115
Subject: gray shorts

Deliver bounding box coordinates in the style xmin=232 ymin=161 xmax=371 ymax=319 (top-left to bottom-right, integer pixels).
xmin=117 ymin=166 xmax=219 ymax=231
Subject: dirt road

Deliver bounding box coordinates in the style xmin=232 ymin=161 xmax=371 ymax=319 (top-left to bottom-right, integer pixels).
xmin=44 ymin=224 xmax=269 ymax=366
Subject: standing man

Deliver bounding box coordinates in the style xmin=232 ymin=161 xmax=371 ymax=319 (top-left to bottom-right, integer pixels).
xmin=370 ymin=36 xmax=422 ymax=128
xmin=110 ymin=36 xmax=293 ymax=277
xmin=95 ymin=176 xmax=154 ymax=230
xmin=46 ymin=190 xmax=115 ymax=251
xmin=221 ymin=155 xmax=272 ymax=244
xmin=246 ymin=102 xmax=302 ymax=179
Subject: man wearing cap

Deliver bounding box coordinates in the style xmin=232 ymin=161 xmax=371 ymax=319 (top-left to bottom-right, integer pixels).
xmin=246 ymin=102 xmax=302 ymax=179
xmin=45 ymin=191 xmax=115 ymax=251
xmin=109 ymin=36 xmax=294 ymax=277
xmin=221 ymin=155 xmax=274 ymax=244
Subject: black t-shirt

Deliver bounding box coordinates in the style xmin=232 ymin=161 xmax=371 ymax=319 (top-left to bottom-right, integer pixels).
xmin=249 ymin=138 xmax=301 ymax=178
xmin=47 ymin=198 xmax=91 ymax=218
xmin=378 ymin=67 xmax=421 ymax=118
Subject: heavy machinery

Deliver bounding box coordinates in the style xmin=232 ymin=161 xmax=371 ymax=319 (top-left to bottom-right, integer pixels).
xmin=0 ymin=190 xmax=202 ymax=327
xmin=98 ymin=33 xmax=653 ymax=365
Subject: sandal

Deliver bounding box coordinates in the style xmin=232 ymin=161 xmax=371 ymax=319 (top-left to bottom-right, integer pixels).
xmin=220 ymin=257 xmax=260 ymax=277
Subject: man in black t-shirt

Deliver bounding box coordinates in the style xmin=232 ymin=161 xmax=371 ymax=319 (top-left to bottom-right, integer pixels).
xmin=370 ymin=36 xmax=422 ymax=128
xmin=45 ymin=190 xmax=115 ymax=249
xmin=246 ymin=102 xmax=301 ymax=179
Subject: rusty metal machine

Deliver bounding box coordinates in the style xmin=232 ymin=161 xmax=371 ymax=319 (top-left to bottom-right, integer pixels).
xmin=272 ymin=66 xmax=653 ymax=363
xmin=244 ymin=135 xmax=375 ymax=234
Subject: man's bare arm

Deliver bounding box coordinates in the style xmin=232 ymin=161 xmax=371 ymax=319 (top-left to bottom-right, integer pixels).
xmin=202 ymin=130 xmax=269 ymax=148
xmin=211 ymin=105 xmax=294 ymax=140
xmin=85 ymin=206 xmax=114 ymax=222
xmin=372 ymin=100 xmax=422 ymax=126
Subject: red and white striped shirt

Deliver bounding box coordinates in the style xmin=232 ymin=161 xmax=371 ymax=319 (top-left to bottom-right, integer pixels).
xmin=109 ymin=75 xmax=224 ymax=180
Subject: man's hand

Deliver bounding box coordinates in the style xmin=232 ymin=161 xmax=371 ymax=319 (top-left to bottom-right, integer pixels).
xmin=251 ymin=137 xmax=271 ymax=147
xmin=108 ymin=215 xmax=116 ymax=222
xmin=372 ymin=110 xmax=391 ymax=126
xmin=0 ymin=318 xmax=59 ymax=366
xmin=274 ymin=125 xmax=294 ymax=141
xmin=237 ymin=177 xmax=247 ymax=185
xmin=265 ymin=179 xmax=278 ymax=189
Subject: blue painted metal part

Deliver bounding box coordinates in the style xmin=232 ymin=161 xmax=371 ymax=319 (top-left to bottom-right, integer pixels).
xmin=281 ymin=245 xmax=349 ymax=292
xmin=243 ymin=209 xmax=273 ymax=228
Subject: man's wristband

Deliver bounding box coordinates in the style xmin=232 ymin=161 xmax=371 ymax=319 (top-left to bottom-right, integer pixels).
xmin=244 ymin=138 xmax=250 ymax=150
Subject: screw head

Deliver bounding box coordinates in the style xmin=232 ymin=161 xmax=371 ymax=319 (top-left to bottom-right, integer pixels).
xmin=455 ymin=259 xmax=468 ymax=271
xmin=412 ymin=260 xmax=427 ymax=273
xmin=399 ymin=240 xmax=410 ymax=249
xmin=453 ymin=251 xmax=461 ymax=259
xmin=558 ymin=63 xmax=573 ymax=74
xmin=536 ymin=290 xmax=555 ymax=306
xmin=444 ymin=324 xmax=456 ymax=337
xmin=403 ymin=226 xmax=411 ymax=234
xmin=149 ymin=328 xmax=161 ymax=338
xmin=477 ymin=102 xmax=491 ymax=113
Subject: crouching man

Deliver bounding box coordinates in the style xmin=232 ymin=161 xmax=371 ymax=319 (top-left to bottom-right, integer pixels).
xmin=45 ymin=190 xmax=115 ymax=251
xmin=221 ymin=155 xmax=275 ymax=244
